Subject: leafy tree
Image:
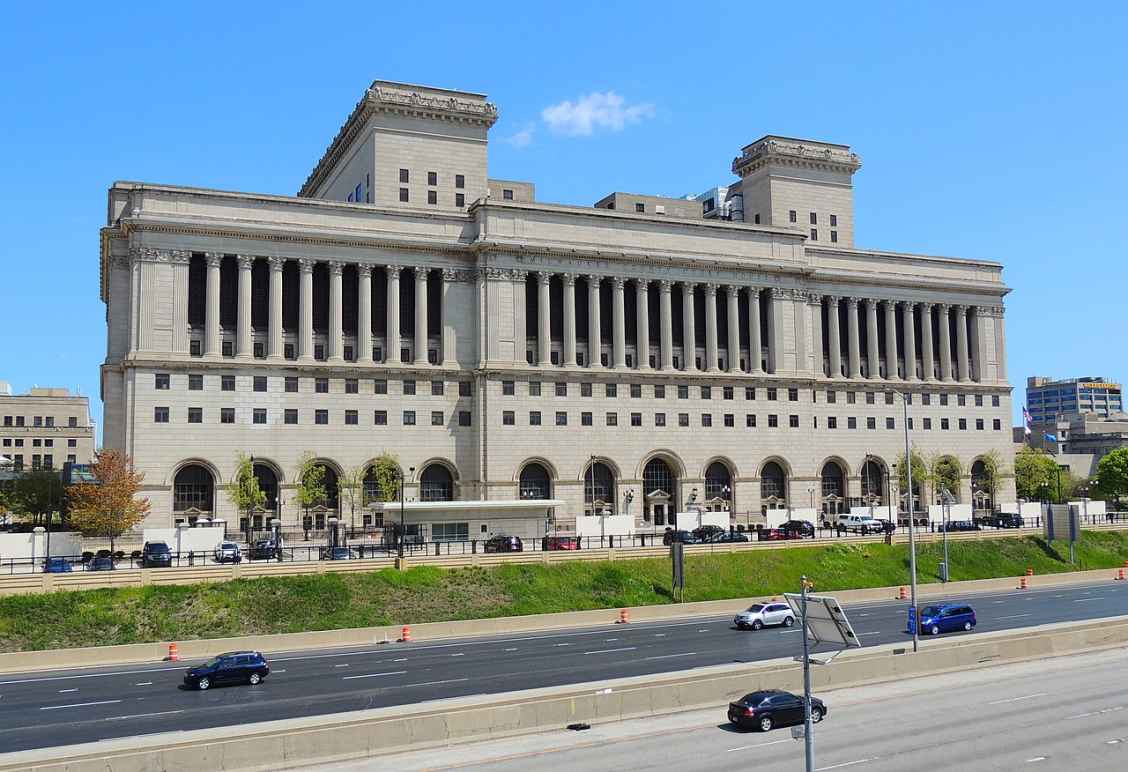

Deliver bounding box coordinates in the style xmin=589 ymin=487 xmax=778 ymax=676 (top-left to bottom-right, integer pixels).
xmin=66 ymin=450 xmax=150 ymax=552
xmin=1014 ymin=447 xmax=1061 ymax=501
xmin=895 ymin=448 xmax=928 ymax=510
xmin=931 ymin=455 xmax=963 ymax=502
xmin=1096 ymin=448 xmax=1128 ymax=507
xmin=975 ymin=449 xmax=1004 ymax=496
xmin=294 ymin=453 xmax=327 ymax=525
xmin=366 ymin=453 xmax=402 ymax=504
xmin=10 ymin=471 xmax=64 ymax=527
xmin=228 ymin=453 xmax=265 ymax=531
xmin=338 ymin=465 xmax=366 ymax=531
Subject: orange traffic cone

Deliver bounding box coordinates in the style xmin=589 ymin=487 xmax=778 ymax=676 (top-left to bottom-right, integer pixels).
xmin=167 ymin=643 xmax=180 ymax=662
xmin=618 ymin=608 xmax=630 ymax=624
xmin=399 ymin=625 xmax=412 ymax=642
xmin=1025 ymin=567 xmax=1034 ymax=577
xmin=1116 ymin=568 xmax=1125 ymax=581
xmin=1019 ymin=576 xmax=1029 ymax=590
xmin=898 ymin=586 xmax=908 ymax=600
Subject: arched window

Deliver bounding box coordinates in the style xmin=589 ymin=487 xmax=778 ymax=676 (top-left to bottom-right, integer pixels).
xmin=363 ymin=465 xmax=382 ymax=503
xmin=253 ymin=464 xmax=279 ymax=512
xmin=174 ymin=464 xmax=214 ymax=512
xmin=760 ymin=461 xmax=787 ymax=510
xmin=420 ymin=465 xmax=454 ymax=502
xmin=302 ymin=463 xmax=339 ymax=509
xmin=644 ymin=458 xmax=676 ymax=499
xmin=704 ymin=461 xmax=733 ymax=502
xmin=519 ymin=463 xmax=552 ymax=500
xmin=584 ymin=461 xmax=616 ymax=514
xmin=820 ymin=461 xmax=845 ymax=515
xmin=971 ymin=459 xmax=993 ymax=513
xmin=861 ymin=458 xmax=886 ymax=503
xmin=643 ymin=457 xmax=678 ymax=526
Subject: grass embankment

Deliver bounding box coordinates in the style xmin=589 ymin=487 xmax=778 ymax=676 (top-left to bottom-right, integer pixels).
xmin=3 ymin=532 xmax=1128 ymax=653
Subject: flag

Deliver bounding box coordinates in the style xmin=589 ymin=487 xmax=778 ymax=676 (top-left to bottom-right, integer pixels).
xmin=1044 ymin=433 xmax=1058 ymax=443
xmin=1022 ymin=407 xmax=1032 ymax=436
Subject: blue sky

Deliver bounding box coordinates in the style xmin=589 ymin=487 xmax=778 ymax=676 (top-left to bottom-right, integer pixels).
xmin=1 ymin=2 xmax=1125 ymax=439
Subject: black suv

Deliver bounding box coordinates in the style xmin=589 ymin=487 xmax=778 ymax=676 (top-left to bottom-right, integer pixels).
xmin=692 ymin=525 xmax=727 ymax=542
xmin=141 ymin=541 xmax=173 ymax=568
xmin=483 ymin=535 xmax=523 ymax=553
xmin=780 ymin=520 xmax=816 ymax=538
xmin=184 ymin=651 xmax=270 ymax=690
xmin=980 ymin=512 xmax=1024 ymax=529
xmin=249 ymin=539 xmax=279 ymax=560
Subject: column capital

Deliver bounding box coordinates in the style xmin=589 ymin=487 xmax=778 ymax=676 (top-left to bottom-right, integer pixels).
xmin=236 ymin=254 xmax=255 ymax=270
xmin=385 ymin=264 xmax=403 ymax=276
xmin=413 ymin=265 xmax=429 ymax=280
xmin=636 ymin=277 xmax=651 ymax=290
xmin=267 ymin=256 xmax=286 ymax=271
xmin=679 ymin=280 xmax=696 ymax=291
xmin=703 ymin=282 xmax=718 ymax=296
xmin=612 ymin=276 xmax=627 ymax=291
xmin=936 ymin=301 xmax=949 ymax=312
xmin=866 ymin=297 xmax=881 ymax=309
xmin=442 ymin=267 xmax=475 ymax=282
xmin=327 ymin=260 xmax=344 ymax=276
xmin=205 ymin=251 xmax=224 ymax=268
xmin=561 ymin=272 xmax=577 ymax=287
xmin=298 ymin=257 xmax=316 ymax=274
xmin=537 ymin=270 xmax=552 ymax=287
xmin=953 ymin=303 xmax=968 ymax=315
xmin=845 ymin=296 xmax=860 ymax=309
xmin=826 ymin=294 xmax=840 ymax=305
xmin=586 ymin=274 xmax=602 ymax=286
xmin=919 ymin=300 xmax=934 ymax=312
xmin=727 ymin=283 xmax=743 ymax=296
xmin=356 ymin=263 xmax=373 ymax=277
xmin=658 ymin=279 xmax=674 ymax=292
xmin=746 ymin=285 xmax=761 ymax=296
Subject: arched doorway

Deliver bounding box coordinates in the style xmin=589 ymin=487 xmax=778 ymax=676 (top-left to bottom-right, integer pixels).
xmin=301 ymin=463 xmax=339 ymax=531
xmin=643 ymin=457 xmax=678 ymax=526
xmin=420 ymin=464 xmax=455 ymax=502
xmin=173 ymin=464 xmax=214 ymax=523
xmin=583 ymin=460 xmax=616 ymax=516
xmin=704 ymin=461 xmax=733 ymax=512
xmin=971 ymin=459 xmax=993 ymax=514
xmin=519 ymin=462 xmax=552 ymax=499
xmin=820 ymin=461 xmax=846 ymax=518
xmin=760 ymin=461 xmax=788 ymax=514
xmin=860 ymin=457 xmax=887 ymax=506
xmin=251 ymin=463 xmax=279 ymax=531
xmin=933 ymin=455 xmax=962 ymax=506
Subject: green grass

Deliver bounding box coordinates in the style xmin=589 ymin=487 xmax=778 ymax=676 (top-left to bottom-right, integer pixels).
xmin=3 ymin=532 xmax=1127 ymax=653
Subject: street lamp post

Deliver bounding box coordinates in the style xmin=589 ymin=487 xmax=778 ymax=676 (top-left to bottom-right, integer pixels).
xmin=940 ymin=487 xmax=955 ymax=582
xmin=889 ymin=389 xmax=919 ymax=653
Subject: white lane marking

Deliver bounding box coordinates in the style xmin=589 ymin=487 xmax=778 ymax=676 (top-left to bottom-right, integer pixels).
xmin=57 ymin=689 xmax=78 ymax=693
xmin=605 ymin=638 xmax=619 ymax=642
xmin=858 ymin=632 xmax=883 ymax=636
xmin=1074 ymin=597 xmax=1104 ymax=602
xmin=645 ymin=652 xmax=696 ymax=660
xmin=450 ymin=653 xmax=465 ymax=657
xmin=1025 ymin=757 xmax=1047 ymax=763
xmin=274 ymin=669 xmax=286 ymax=674
xmin=1054 ymin=594 xmax=1065 ymax=598
xmin=341 ymin=670 xmax=408 ymax=680
xmin=988 ymin=692 xmax=1048 ymax=705
xmin=697 ymin=629 xmax=710 ymax=633
xmin=0 ymin=666 xmax=184 ymax=686
xmin=1067 ymin=706 xmax=1123 ymax=719
xmin=41 ymin=699 xmax=122 ymax=711
xmin=503 ymin=648 xmax=517 ymax=652
xmin=395 ymin=678 xmax=468 ymax=688
xmin=106 ymin=709 xmax=184 ymax=721
xmin=554 ymin=643 xmax=572 ymax=647
xmin=727 ymin=739 xmax=790 ymax=751
xmin=998 ymin=614 xmax=1032 ymax=620
xmin=1107 ymin=739 xmax=1123 ymax=745
xmin=992 ymin=600 xmax=1006 ymax=604
xmin=856 ymin=613 xmax=870 ymax=617
xmin=582 ymin=647 xmax=637 ymax=655
xmin=816 ymin=759 xmax=877 ymax=770
xmin=393 ymin=658 xmax=408 ymax=662
xmin=135 ymin=681 xmax=153 ymax=686
xmin=334 ymin=664 xmax=349 ymax=668
xmin=654 ymin=634 xmax=666 ymax=637
xmin=780 ymin=629 xmax=802 ymax=634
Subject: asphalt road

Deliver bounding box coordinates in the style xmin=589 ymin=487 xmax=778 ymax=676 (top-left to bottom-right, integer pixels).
xmin=1 ymin=579 xmax=1127 ymax=753
xmin=325 ymin=646 xmax=1128 ymax=772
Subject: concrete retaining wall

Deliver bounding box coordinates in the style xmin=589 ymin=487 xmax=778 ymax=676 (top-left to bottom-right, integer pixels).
xmin=4 ymin=615 xmax=1128 ymax=772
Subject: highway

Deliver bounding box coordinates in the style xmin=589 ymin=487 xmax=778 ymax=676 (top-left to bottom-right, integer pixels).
xmin=0 ymin=579 xmax=1126 ymax=753
xmin=328 ymin=647 xmax=1128 ymax=772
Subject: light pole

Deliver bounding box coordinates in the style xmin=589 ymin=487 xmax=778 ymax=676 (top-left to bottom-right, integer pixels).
xmin=889 ymin=388 xmax=919 ymax=653
xmin=940 ymin=487 xmax=955 ymax=582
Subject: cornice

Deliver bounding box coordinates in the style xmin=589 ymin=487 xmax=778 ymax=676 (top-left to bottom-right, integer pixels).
xmin=733 ymin=136 xmax=862 ymax=178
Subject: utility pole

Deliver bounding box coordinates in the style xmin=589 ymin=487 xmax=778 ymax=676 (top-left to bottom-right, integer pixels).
xmin=800 ymin=575 xmax=814 ymax=772
xmin=892 ymin=389 xmax=919 ymax=653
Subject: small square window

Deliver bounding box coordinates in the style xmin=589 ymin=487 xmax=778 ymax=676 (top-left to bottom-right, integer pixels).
xmin=745 ymin=387 xmax=755 ymax=400
xmin=581 ymin=382 xmax=593 ymax=397
xmin=458 ymin=410 xmax=472 ymax=427
xmin=504 ymin=189 xmax=515 ymax=201
xmin=374 ymin=410 xmax=387 ymax=425
xmin=432 ymin=411 xmax=444 ymax=426
xmin=374 ymin=379 xmax=388 ymax=395
xmin=556 ymin=411 xmax=568 ymax=426
xmin=154 ymin=406 xmax=169 ymax=423
xmin=399 ymin=188 xmax=409 ymax=203
xmin=789 ymin=414 xmax=799 ymax=428
xmin=189 ymin=374 xmax=203 ymax=391
xmin=221 ymin=408 xmax=235 ymax=424
xmin=67 ymin=439 xmax=76 ymax=447
xmin=767 ymin=388 xmax=777 ymax=401
xmin=459 ymin=381 xmax=472 ymax=397
xmin=828 ymin=416 xmax=837 ymax=429
xmin=767 ymin=414 xmax=778 ymax=428
xmin=655 ymin=384 xmax=666 ymax=399
xmin=431 ymin=380 xmax=444 ymax=396
xmin=529 ymin=381 xmax=541 ymax=397
xmin=582 ymin=411 xmax=593 ymax=426
xmin=403 ymin=410 xmax=416 ymax=426
xmin=456 ymin=193 xmax=465 ymax=208
xmin=285 ymin=376 xmax=299 ymax=393
xmin=285 ymin=409 xmax=298 ymax=425
xmin=701 ymin=413 xmax=713 ymax=427
xmin=678 ymin=385 xmax=689 ymax=399
xmin=724 ymin=413 xmax=735 ymax=427
xmin=399 ymin=168 xmax=409 ymax=184
xmin=701 ymin=385 xmax=712 ymax=400
xmin=222 ymin=341 xmax=234 ymax=357
xmin=254 ymin=408 xmax=268 ymax=425
xmin=427 ymin=190 xmax=437 ymax=205
xmin=556 ymin=382 xmax=568 ymax=397
xmin=220 ymin=375 xmax=235 ymax=392
xmin=344 ymin=409 xmax=358 ymax=425
xmin=315 ymin=409 xmax=328 ymax=425
xmin=315 ymin=378 xmax=329 ymax=394
xmin=403 ymin=380 xmax=416 ymax=396
xmin=254 ymin=376 xmax=267 ymax=393
xmin=746 ymin=414 xmax=756 ymax=427
xmin=635 ymin=202 xmax=645 ymax=213
xmin=655 ymin=412 xmax=666 ymax=427
xmin=155 ymin=373 xmax=170 ymax=390
xmin=529 ymin=411 xmax=542 ymax=426
xmin=630 ymin=412 xmax=642 ymax=427
xmin=427 ymin=171 xmax=437 ymax=186
xmin=502 ymin=380 xmax=515 ymax=396
xmin=455 ymin=174 xmax=465 ymax=189
xmin=886 ymin=417 xmax=895 ymax=430
xmin=606 ymin=412 xmax=618 ymax=426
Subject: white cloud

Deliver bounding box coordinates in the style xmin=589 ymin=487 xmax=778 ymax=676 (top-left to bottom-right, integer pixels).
xmin=540 ymin=91 xmax=656 ymax=136
xmin=503 ymin=125 xmax=535 ymax=148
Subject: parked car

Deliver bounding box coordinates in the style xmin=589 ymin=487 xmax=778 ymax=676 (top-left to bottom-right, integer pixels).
xmin=141 ymin=541 xmax=173 ymax=568
xmin=183 ymin=651 xmax=270 ymax=691
xmin=706 ymin=530 xmax=750 ymax=543
xmin=938 ymin=520 xmax=980 ymax=532
xmin=918 ymin=603 xmax=977 ymax=635
xmin=874 ymin=519 xmax=897 ymax=534
xmin=663 ymin=529 xmax=699 ymax=545
xmin=213 ymin=542 xmax=242 ymax=563
xmin=88 ymin=555 xmax=115 ymax=571
xmin=323 ymin=546 xmax=357 ymax=560
xmin=837 ymin=514 xmax=884 ymax=534
xmin=728 ymin=690 xmax=826 ymax=732
xmin=249 ymin=539 xmax=279 ymax=560
xmin=43 ymin=557 xmax=73 ymax=573
xmin=733 ymin=602 xmax=795 ymax=631
xmin=692 ymin=525 xmax=727 ymax=542
xmin=779 ymin=520 xmax=816 ymax=538
xmin=757 ymin=528 xmax=800 ymax=541
xmin=483 ymin=535 xmax=523 ymax=553
xmin=543 ymin=536 xmax=580 ymax=550
xmin=978 ymin=513 xmax=1024 ymax=529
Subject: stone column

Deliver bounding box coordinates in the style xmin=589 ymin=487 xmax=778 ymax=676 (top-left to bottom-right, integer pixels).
xmin=883 ymin=300 xmax=898 ymax=379
xmin=995 ymin=308 xmax=1008 ymax=382
xmin=681 ymin=281 xmax=697 ymax=371
xmin=267 ymin=256 xmax=284 ymax=360
xmin=726 ymin=286 xmax=740 ymax=373
xmin=562 ymin=273 xmax=578 ymax=366
xmin=865 ymin=298 xmax=880 ymax=378
xmin=587 ymin=275 xmax=602 ymax=368
xmin=937 ymin=303 xmax=952 ymax=381
xmin=808 ymin=293 xmax=824 ymax=376
xmin=827 ymin=296 xmax=841 ymax=377
xmin=298 ymin=258 xmax=314 ymax=361
xmin=846 ymin=297 xmax=861 ymax=378
xmin=439 ymin=268 xmax=459 ymax=367
xmin=414 ymin=268 xmax=429 ymax=366
xmin=170 ymin=250 xmax=191 ymax=355
xmin=636 ymin=279 xmax=651 ymax=369
xmin=970 ymin=306 xmax=984 ymax=383
xmin=900 ymin=301 xmax=917 ymax=381
xmin=919 ymin=302 xmax=934 ymax=381
xmin=748 ymin=286 xmax=763 ymax=374
xmin=204 ymin=252 xmax=222 ymax=357
xmin=612 ymin=276 xmax=627 ymax=368
xmin=537 ymin=271 xmax=552 ymax=367
xmin=955 ymin=304 xmax=970 ymax=382
xmin=659 ymin=280 xmax=674 ymax=369
xmin=236 ymin=255 xmax=254 ymax=358
xmin=328 ymin=261 xmax=344 ymax=362
xmin=704 ymin=283 xmax=719 ymax=372
xmin=357 ymin=264 xmax=373 ymax=364
xmin=385 ymin=265 xmax=401 ymax=364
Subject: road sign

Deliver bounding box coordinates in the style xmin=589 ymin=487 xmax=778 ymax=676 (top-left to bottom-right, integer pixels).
xmin=670 ymin=542 xmax=685 ymax=592
xmin=783 ymin=593 xmax=862 ymax=649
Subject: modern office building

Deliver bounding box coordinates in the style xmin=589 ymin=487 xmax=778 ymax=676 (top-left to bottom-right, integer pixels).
xmin=1026 ymin=376 xmax=1123 ymax=425
xmin=0 ymin=384 xmax=96 ymax=471
xmin=98 ymin=80 xmax=1016 ymax=534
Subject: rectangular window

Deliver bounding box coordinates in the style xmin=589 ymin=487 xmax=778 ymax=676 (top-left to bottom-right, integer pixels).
xmin=187 ymin=374 xmax=203 ymax=391
xmin=254 ymin=376 xmax=268 ymax=392
xmin=993 ymin=418 xmax=1002 ymax=430
xmin=810 ymin=228 xmax=818 ymax=240
xmin=830 ymin=214 xmax=838 ymax=226
xmin=767 ymin=414 xmax=778 ymax=428
xmin=940 ymin=394 xmax=949 ymax=406
xmin=399 ymin=168 xmax=409 ymax=183
xmin=315 ymin=409 xmax=328 ymax=425
xmin=941 ymin=417 xmax=950 ymax=430
xmin=399 ymin=188 xmax=409 ymax=202
xmin=504 ymin=189 xmax=515 ymax=201
xmin=767 ymin=388 xmax=777 ymax=401
xmin=788 ymin=388 xmax=798 ymax=402
xmin=630 ymin=383 xmax=642 ymax=398
xmin=826 ymin=390 xmax=837 ymax=404
xmin=458 ymin=410 xmax=471 ymax=427
xmin=556 ymin=411 xmax=568 ymax=426
xmin=789 ymin=414 xmax=799 ymax=428
xmin=598 ymin=383 xmax=614 ymax=398
xmin=432 ymin=522 xmax=469 ymax=543
xmin=343 ymin=345 xmax=353 ymax=361
xmin=959 ymin=418 xmax=968 ymax=430
xmin=254 ymin=408 xmax=268 ymax=425
xmin=974 ymin=394 xmax=983 ymax=407
xmin=992 ymin=395 xmax=1000 ymax=407
xmin=674 ymin=412 xmax=687 ymax=427
xmin=922 ymin=393 xmax=931 ymax=406
xmin=630 ymin=412 xmax=642 ymax=426
xmin=459 ymin=381 xmax=472 ymax=397
xmin=315 ymin=378 xmax=329 ymax=394
xmin=828 ymin=416 xmax=837 ymax=429
xmin=976 ymin=418 xmax=985 ymax=430
xmin=221 ymin=408 xmax=235 ymax=424
xmin=789 ymin=210 xmax=797 ymax=223
xmin=528 ymin=381 xmax=541 ymax=397
xmin=341 ymin=409 xmax=356 ymax=425
xmin=502 ymin=380 xmax=515 ymax=396
xmin=745 ymin=387 xmax=755 ymax=400
xmin=923 ymin=417 xmax=932 ymax=430
xmin=557 ymin=382 xmax=569 ymax=397
xmin=699 ymin=385 xmax=711 ymax=400
xmin=810 ymin=212 xmax=818 ymax=225
xmin=581 ymin=411 xmax=593 ymax=426
xmin=455 ymin=193 xmax=465 ymax=208
xmin=830 ymin=231 xmax=838 ymax=243
xmin=606 ymin=412 xmax=618 ymax=426
xmin=341 ymin=378 xmax=357 ymax=394
xmin=431 ymin=380 xmax=444 ymax=396
xmin=155 ymin=373 xmax=170 ymax=390
xmin=455 ymin=174 xmax=465 ymax=189
xmin=432 ymin=411 xmax=444 ymax=426
xmin=678 ymin=385 xmax=689 ymax=399
xmin=634 ymin=202 xmax=645 ymax=212
xmin=746 ymin=414 xmax=756 ymax=427
xmin=574 ymin=381 xmax=590 ymax=398
xmin=222 ymin=375 xmax=235 ymax=391
xmin=865 ymin=391 xmax=875 ymax=405
xmin=427 ymin=190 xmax=437 ymax=205
xmin=654 ymin=384 xmax=666 ymax=399
xmin=373 ymin=410 xmax=387 ymax=425
xmin=284 ymin=343 xmax=295 ymax=360
xmin=847 ymin=391 xmax=856 ymax=405
xmin=190 ymin=340 xmax=202 ymax=356
xmin=867 ymin=417 xmax=877 ymax=430
xmin=374 ymin=379 xmax=388 ymax=395
xmin=427 ymin=171 xmax=437 ymax=186
xmin=222 ymin=341 xmax=234 ymax=357
xmin=154 ymin=406 xmax=169 ymax=423
xmin=67 ymin=439 xmax=76 ymax=447
xmin=886 ymin=417 xmax=895 ymax=429
xmin=403 ymin=380 xmax=416 ymax=396
xmin=403 ymin=410 xmax=416 ymax=426
xmin=701 ymin=413 xmax=713 ymax=427
xmin=724 ymin=413 xmax=735 ymax=427
xmin=285 ymin=409 xmax=298 ymax=425
xmin=655 ymin=412 xmax=666 ymax=427
xmin=186 ymin=407 xmax=202 ymax=424
xmin=958 ymin=394 xmax=967 ymax=407
xmin=847 ymin=416 xmax=857 ymax=429
xmin=529 ymin=411 xmax=542 ymax=426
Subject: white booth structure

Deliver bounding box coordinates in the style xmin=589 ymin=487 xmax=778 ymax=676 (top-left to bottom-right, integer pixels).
xmin=374 ymin=499 xmax=564 ymax=543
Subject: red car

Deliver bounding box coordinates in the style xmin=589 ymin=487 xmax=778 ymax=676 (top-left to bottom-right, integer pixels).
xmin=757 ymin=528 xmax=802 ymax=541
xmin=543 ymin=536 xmax=580 ymax=550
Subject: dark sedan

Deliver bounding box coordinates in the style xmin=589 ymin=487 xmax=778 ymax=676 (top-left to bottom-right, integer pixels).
xmin=483 ymin=535 xmax=523 ymax=553
xmin=692 ymin=525 xmax=727 ymax=542
xmin=780 ymin=520 xmax=816 ymax=538
xmin=728 ymin=690 xmax=827 ymax=732
xmin=324 ymin=547 xmax=357 ymax=560
xmin=705 ymin=530 xmax=750 ymax=543
xmin=938 ymin=520 xmax=980 ymax=532
xmin=184 ymin=651 xmax=270 ymax=690
xmin=663 ymin=529 xmax=700 ymax=545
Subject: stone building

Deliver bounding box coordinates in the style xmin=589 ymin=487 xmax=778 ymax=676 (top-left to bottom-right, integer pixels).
xmin=0 ymin=383 xmax=96 ymax=471
xmin=98 ymin=80 xmax=1015 ymax=535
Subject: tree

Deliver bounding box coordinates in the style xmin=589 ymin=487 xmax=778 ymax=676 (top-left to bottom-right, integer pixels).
xmin=895 ymin=448 xmax=928 ymax=511
xmin=366 ymin=453 xmax=402 ymax=504
xmin=228 ymin=453 xmax=265 ymax=533
xmin=1096 ymin=448 xmax=1128 ymax=507
xmin=10 ymin=471 xmax=64 ymax=527
xmin=294 ymin=453 xmax=327 ymax=528
xmin=66 ymin=450 xmax=150 ymax=552
xmin=338 ymin=465 xmax=366 ymax=532
xmin=931 ymin=455 xmax=963 ymax=502
xmin=1014 ymin=447 xmax=1062 ymax=501
xmin=976 ymin=449 xmax=1004 ymax=497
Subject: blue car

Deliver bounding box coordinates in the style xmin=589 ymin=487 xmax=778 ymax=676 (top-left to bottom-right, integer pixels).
xmin=43 ymin=557 xmax=73 ymax=573
xmin=919 ymin=603 xmax=976 ymax=635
